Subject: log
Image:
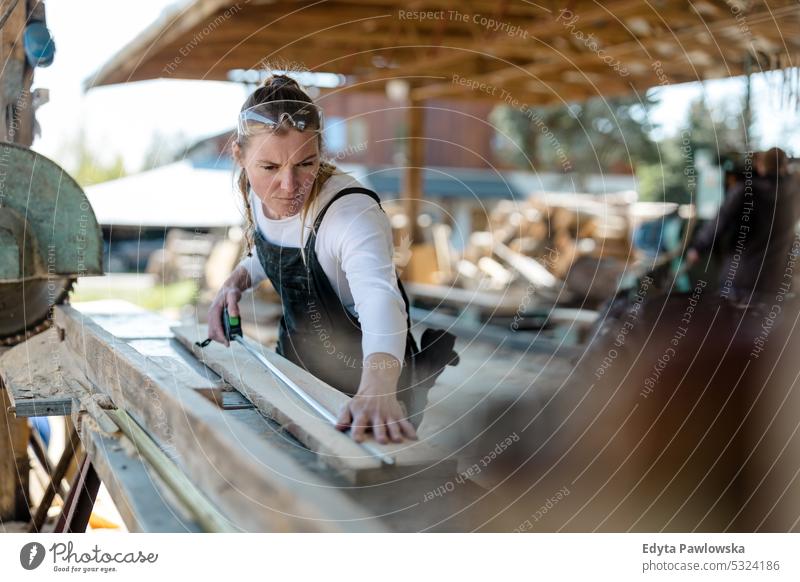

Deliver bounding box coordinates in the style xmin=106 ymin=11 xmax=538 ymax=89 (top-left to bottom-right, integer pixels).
xmin=54 ymin=305 xmax=385 ymax=532
xmin=173 ymin=324 xmax=455 ymax=485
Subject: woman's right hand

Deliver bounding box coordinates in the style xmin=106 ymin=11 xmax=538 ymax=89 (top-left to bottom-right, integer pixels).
xmin=207 ymin=286 xmax=243 ymax=347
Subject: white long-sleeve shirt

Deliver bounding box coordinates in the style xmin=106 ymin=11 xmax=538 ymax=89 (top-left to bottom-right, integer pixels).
xmin=238 ymin=172 xmax=408 ymax=363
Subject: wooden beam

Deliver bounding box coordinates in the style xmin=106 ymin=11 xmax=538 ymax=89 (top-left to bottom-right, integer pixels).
xmin=84 ymin=0 xmax=237 ymax=89
xmin=104 ymin=406 xmax=236 ymax=532
xmin=410 ymin=4 xmax=800 ymax=101
xmin=0 ymin=328 xmax=79 ymax=417
xmin=405 ymin=281 xmax=533 ymax=314
xmin=54 ymin=305 xmax=386 ymax=532
xmin=0 ymin=373 xmax=31 ymax=523
xmin=80 ymin=415 xmax=201 ymax=532
xmin=403 ymin=103 xmax=425 ymax=245
xmin=172 ymin=324 xmax=455 ymax=485
xmin=361 ymin=0 xmax=645 ymax=83
xmin=409 ymin=307 xmax=581 ymax=358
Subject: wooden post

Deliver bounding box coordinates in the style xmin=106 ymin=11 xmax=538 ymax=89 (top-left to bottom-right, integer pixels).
xmin=0 ymin=373 xmax=31 ymax=522
xmin=0 ymin=0 xmax=38 ymax=523
xmin=401 ymin=101 xmax=424 ymax=246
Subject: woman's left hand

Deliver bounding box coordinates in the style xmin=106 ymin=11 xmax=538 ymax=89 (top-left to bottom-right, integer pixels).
xmin=335 ymin=353 xmax=417 ymax=444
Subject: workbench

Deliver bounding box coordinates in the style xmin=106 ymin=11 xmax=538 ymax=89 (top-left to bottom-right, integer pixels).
xmin=0 ymin=300 xmax=486 ymax=532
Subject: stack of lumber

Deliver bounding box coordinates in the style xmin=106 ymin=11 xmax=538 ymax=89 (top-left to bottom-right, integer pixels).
xmin=386 ymin=192 xmax=640 ymax=315
xmin=464 ymin=192 xmax=637 ymax=300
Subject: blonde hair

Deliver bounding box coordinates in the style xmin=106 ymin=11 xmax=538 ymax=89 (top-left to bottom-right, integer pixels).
xmin=234 ymin=72 xmax=340 ymax=262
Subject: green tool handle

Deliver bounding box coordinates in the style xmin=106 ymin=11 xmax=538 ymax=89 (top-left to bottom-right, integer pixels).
xmin=223 ymin=306 xmax=243 ymax=341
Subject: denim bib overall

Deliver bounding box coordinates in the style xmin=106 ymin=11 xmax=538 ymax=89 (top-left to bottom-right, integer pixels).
xmin=253 ymin=187 xmax=451 ymax=417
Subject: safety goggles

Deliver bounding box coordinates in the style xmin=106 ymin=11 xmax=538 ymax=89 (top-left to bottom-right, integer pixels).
xmin=237 ymin=100 xmax=323 ymax=137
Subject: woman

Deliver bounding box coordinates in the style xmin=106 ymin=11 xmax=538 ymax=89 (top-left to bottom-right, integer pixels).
xmin=207 ymin=74 xmax=458 ymax=444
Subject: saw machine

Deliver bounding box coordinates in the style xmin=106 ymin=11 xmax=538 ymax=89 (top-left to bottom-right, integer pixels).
xmin=0 ymin=142 xmax=103 ymax=344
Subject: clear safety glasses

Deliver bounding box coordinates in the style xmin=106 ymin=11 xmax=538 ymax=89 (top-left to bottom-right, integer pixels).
xmin=237 ymin=100 xmax=323 ymax=137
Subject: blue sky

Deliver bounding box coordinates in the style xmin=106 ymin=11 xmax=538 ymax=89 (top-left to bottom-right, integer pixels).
xmin=31 ymin=0 xmax=798 ymax=173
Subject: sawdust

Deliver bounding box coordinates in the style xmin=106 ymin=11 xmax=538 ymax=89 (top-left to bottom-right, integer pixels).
xmin=78 ymin=407 xmax=120 ymax=438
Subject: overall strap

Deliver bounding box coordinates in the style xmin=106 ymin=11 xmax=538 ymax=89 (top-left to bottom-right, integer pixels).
xmin=310 ymin=186 xmax=383 ymax=234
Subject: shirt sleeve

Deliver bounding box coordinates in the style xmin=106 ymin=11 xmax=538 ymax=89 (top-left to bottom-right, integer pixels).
xmin=236 ymin=249 xmax=268 ymax=287
xmin=318 ymin=195 xmax=408 ymax=365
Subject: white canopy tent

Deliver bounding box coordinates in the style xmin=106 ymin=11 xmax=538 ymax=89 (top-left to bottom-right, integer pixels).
xmin=85 ymin=161 xmax=244 ymax=228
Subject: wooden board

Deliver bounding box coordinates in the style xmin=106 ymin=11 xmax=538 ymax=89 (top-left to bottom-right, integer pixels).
xmin=409 ymin=307 xmax=582 ymax=359
xmin=79 ymin=416 xmax=202 ymax=533
xmin=54 ymin=305 xmax=386 ymax=532
xmin=0 ymin=328 xmax=80 ymax=417
xmin=405 ymin=281 xmax=529 ymax=313
xmin=173 ymin=324 xmax=456 ymax=485
xmin=126 ymin=339 xmax=253 ymax=410
xmin=70 ymin=300 xmax=175 ymax=339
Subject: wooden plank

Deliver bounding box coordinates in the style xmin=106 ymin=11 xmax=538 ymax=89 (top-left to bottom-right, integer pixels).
xmin=145 ymin=355 xmax=225 ymax=407
xmin=54 ymin=305 xmax=386 ymax=532
xmin=76 ymin=303 xmax=176 ymax=339
xmin=103 ymin=406 xmax=236 ymax=532
xmin=173 ymin=324 xmax=456 ymax=485
xmin=405 ymin=281 xmax=531 ymax=313
xmin=176 ymin=326 xmax=380 ymax=480
xmin=0 ymin=328 xmax=80 ymax=417
xmin=78 ymin=415 xmax=201 ymax=533
xmin=493 ymin=242 xmax=558 ymax=290
xmin=125 ymin=338 xmax=254 ymax=409
xmin=409 ymin=307 xmax=582 ymax=358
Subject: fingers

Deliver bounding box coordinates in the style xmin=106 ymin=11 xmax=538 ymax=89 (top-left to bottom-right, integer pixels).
xmin=386 ymin=418 xmax=403 ymax=443
xmin=226 ymin=289 xmax=241 ymax=317
xmin=372 ymin=415 xmax=388 ymax=444
xmin=206 ymin=302 xmax=228 ymax=346
xmin=399 ymin=418 xmax=418 ymax=440
xmin=351 ymin=413 xmax=368 ymax=442
xmin=335 ymin=404 xmax=352 ymax=431
xmin=338 ymin=397 xmax=416 ymax=444
xmin=207 ymin=288 xmax=242 ymax=347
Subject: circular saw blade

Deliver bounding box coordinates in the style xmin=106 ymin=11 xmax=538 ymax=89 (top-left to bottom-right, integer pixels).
xmin=0 ymin=278 xmax=74 ymax=346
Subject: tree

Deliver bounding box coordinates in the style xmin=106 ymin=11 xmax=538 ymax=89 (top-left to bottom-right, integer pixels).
xmin=683 ymin=96 xmax=749 ymax=159
xmin=489 ymin=94 xmax=660 ymax=177
xmin=490 ymin=91 xmax=751 ymax=204
xmin=636 ymin=95 xmax=749 ymax=204
xmin=56 ymin=130 xmax=127 ymax=187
